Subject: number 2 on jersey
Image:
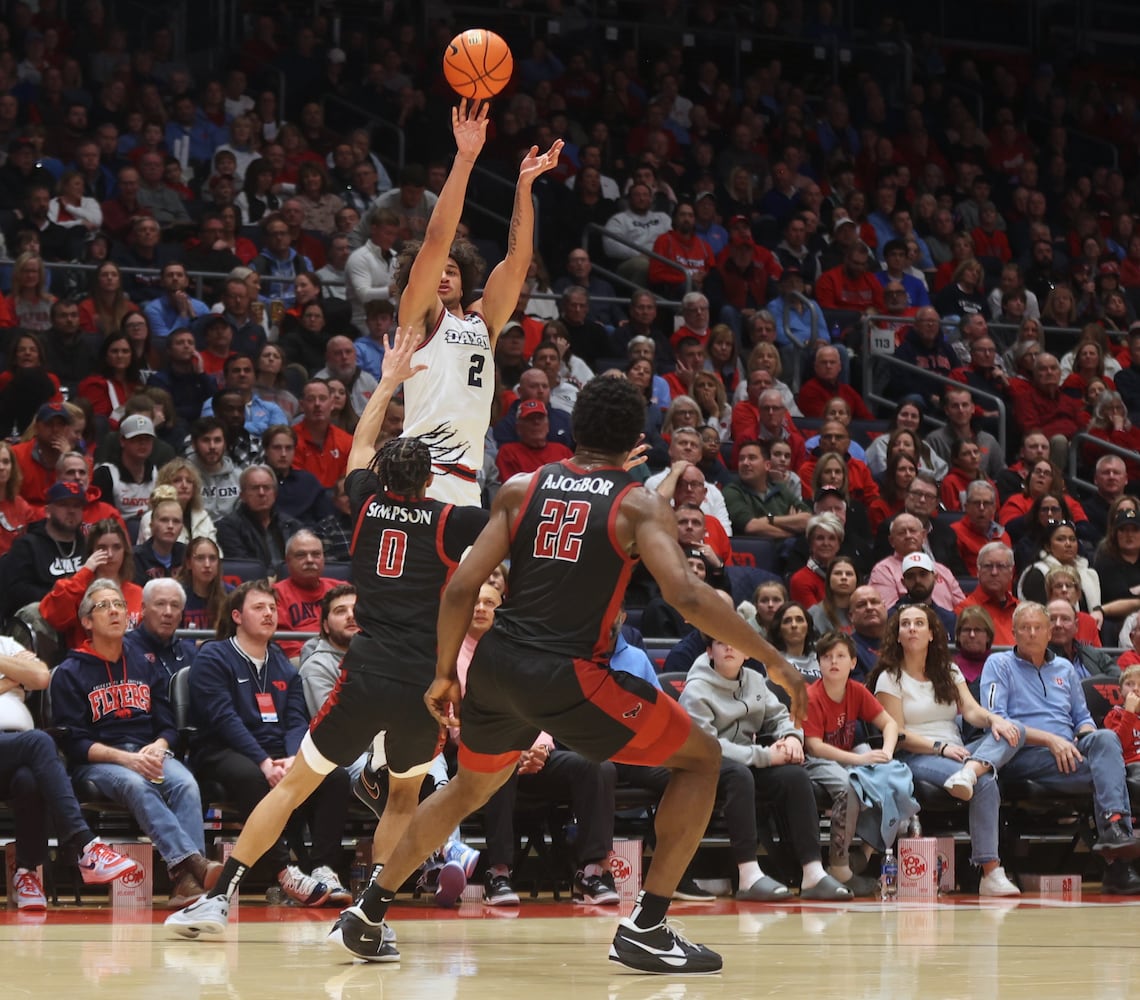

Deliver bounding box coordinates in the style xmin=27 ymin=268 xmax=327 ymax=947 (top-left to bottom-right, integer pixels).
xmin=376 ymin=528 xmax=408 ymax=577
xmin=533 ymin=499 xmax=589 ymax=562
xmin=467 ymin=353 xmax=484 ymax=387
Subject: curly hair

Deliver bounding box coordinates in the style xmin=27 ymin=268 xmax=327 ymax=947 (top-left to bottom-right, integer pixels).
xmin=871 ymin=604 xmax=958 ymax=706
xmin=368 ymin=425 xmax=464 ymax=496
xmin=571 ymin=375 xmax=645 ymax=454
xmin=394 ymin=238 xmax=486 ymax=308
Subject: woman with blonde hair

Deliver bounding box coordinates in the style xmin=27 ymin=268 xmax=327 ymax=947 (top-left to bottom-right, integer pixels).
xmin=0 ymin=439 xmax=34 ymax=556
xmin=734 ymin=341 xmax=801 ymax=415
xmin=692 ymin=371 xmax=731 ymax=441
xmin=661 ymin=394 xmax=703 ymax=438
xmin=10 ymin=252 xmax=56 ymax=332
xmin=136 ymin=458 xmax=218 ymax=547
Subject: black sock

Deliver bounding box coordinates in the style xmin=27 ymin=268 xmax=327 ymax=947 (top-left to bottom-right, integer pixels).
xmin=359 ymin=882 xmax=396 ymax=924
xmin=210 ymin=857 xmax=247 ymax=900
xmin=629 ymin=890 xmax=669 ymax=930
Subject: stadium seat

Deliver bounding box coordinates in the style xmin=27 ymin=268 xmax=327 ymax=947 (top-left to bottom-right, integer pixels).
xmin=222 ymin=558 xmax=271 ymax=587
xmin=728 ymin=537 xmax=779 ymax=571
xmin=657 ymin=672 xmax=686 ymax=700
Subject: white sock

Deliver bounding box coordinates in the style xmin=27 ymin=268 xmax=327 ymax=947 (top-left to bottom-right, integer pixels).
xmin=583 ymin=862 xmax=605 ymax=878
xmin=801 ymin=861 xmax=827 ymax=889
xmin=738 ymin=860 xmax=764 ymax=888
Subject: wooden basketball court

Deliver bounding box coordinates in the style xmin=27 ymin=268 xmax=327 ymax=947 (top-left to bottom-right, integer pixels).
xmin=0 ymin=894 xmax=1133 ymax=998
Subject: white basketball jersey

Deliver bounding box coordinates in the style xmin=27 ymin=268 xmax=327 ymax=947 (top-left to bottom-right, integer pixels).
xmin=402 ymin=308 xmax=493 ymax=506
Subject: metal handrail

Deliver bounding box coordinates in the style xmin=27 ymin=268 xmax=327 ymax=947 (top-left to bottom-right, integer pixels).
xmin=583 ymin=223 xmax=691 ymax=297
xmin=469 ymin=164 xmax=539 ymax=251
xmin=862 ymin=326 xmax=1009 ymax=455
xmin=1066 ymin=430 xmax=1140 ymax=495
xmin=321 ymin=95 xmax=407 ymax=173
xmin=22 ymin=259 xmax=345 ymax=300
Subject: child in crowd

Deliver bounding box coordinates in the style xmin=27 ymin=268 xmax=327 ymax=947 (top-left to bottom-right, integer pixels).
xmin=802 ymin=630 xmax=899 ymax=895
xmin=1104 ymin=664 xmax=1140 ymax=781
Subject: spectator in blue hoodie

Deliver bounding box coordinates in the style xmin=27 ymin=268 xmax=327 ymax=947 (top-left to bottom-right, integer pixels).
xmin=50 ymin=578 xmax=219 ymax=907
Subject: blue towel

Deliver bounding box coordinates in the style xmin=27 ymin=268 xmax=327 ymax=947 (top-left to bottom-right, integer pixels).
xmin=849 ymin=760 xmax=920 ymax=851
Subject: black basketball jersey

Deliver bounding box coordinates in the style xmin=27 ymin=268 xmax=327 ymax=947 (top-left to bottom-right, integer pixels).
xmin=494 ymin=461 xmax=640 ymax=660
xmin=346 ymin=469 xmax=488 ymax=679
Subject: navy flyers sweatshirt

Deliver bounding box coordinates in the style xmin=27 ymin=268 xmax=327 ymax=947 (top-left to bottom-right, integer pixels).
xmin=50 ymin=643 xmax=178 ymax=766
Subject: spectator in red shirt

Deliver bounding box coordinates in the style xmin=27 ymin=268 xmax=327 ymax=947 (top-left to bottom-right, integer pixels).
xmin=668 ymin=293 xmax=712 ymax=352
xmin=971 ymin=202 xmax=1012 ymax=266
xmin=705 ymin=223 xmax=779 ymax=337
xmin=293 ymin=379 xmax=353 ymax=488
xmin=12 ymin=402 xmax=77 ymax=505
xmin=495 ymin=400 xmax=573 ymax=483
xmin=273 ymin=529 xmax=339 ymax=659
xmin=1011 ymin=352 xmax=1091 ymax=467
xmin=648 ymin=201 xmax=715 ymax=301
xmin=952 ymin=480 xmax=1011 ymax=576
xmin=797 ymin=345 xmax=873 ymax=419
xmin=814 ymin=243 xmax=886 ymax=313
xmin=663 ymin=335 xmax=706 ymax=401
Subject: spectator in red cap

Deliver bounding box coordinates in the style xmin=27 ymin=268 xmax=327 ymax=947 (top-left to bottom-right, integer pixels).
xmin=495 ymin=400 xmax=573 ymax=483
xmin=13 ymin=402 xmax=77 ymax=505
xmin=706 ymin=220 xmax=780 ymax=338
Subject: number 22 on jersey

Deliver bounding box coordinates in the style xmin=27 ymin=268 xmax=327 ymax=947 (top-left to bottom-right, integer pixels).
xmin=533 ymin=499 xmax=589 ymax=562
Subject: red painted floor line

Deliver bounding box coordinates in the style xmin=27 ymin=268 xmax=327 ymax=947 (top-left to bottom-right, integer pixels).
xmin=1 ymin=892 xmax=1135 ymax=925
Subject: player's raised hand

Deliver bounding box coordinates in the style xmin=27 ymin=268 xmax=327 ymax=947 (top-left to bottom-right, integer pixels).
xmin=518 ymin=140 xmax=565 ymax=184
xmin=765 ymin=654 xmax=809 ymax=727
xmin=381 ymin=324 xmax=428 ymax=385
xmin=452 ymin=98 xmax=490 ymax=159
xmin=425 ymin=676 xmax=462 ymax=728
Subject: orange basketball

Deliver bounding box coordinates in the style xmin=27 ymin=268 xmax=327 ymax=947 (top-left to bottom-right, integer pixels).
xmin=442 ymin=29 xmax=514 ymax=101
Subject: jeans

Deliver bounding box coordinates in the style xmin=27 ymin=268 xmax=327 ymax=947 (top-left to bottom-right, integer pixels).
xmin=804 ymin=756 xmax=860 ymax=866
xmin=0 ymin=730 xmax=92 ymax=869
xmin=897 ymin=723 xmax=1026 ymax=866
xmin=996 ymin=729 xmax=1132 ymax=835
xmin=75 ymin=756 xmax=204 ymax=867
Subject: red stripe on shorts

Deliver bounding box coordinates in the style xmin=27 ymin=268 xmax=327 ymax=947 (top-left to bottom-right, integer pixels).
xmin=458 ymin=742 xmax=522 ymax=773
xmin=572 ymin=659 xmax=692 ymax=767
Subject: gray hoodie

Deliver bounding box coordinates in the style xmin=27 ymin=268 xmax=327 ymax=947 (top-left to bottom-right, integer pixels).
xmin=188 ymin=454 xmax=242 ymax=521
xmin=680 ymin=654 xmax=802 ymax=768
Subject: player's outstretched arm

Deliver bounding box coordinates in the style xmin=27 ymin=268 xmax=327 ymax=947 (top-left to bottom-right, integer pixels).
xmin=426 ymin=475 xmax=528 ymax=727
xmin=398 ymin=99 xmax=489 ymax=331
xmin=347 ymin=325 xmax=426 ymax=473
xmin=477 ymin=139 xmax=565 ymax=339
xmin=630 ymin=489 xmax=809 ymax=724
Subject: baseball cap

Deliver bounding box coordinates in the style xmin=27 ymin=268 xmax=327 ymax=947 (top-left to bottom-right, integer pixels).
xmin=518 ymin=399 xmax=547 ymax=419
xmin=901 ymin=551 xmax=936 ymax=574
xmin=46 ymin=481 xmax=85 ymax=505
xmin=1100 ymin=260 xmax=1121 ymax=276
xmin=728 ymin=214 xmax=751 ymax=229
xmin=36 ymin=403 xmax=69 ymax=423
xmin=120 ymin=415 xmax=156 ymax=439
xmin=833 ymin=216 xmax=856 ymax=234
xmin=327 ymin=47 xmax=347 ymax=64
xmin=1115 ymin=508 xmax=1140 ymax=529
xmin=694 ymin=190 xmax=715 ymax=204
xmin=780 ymin=262 xmax=803 ymax=279
xmin=500 ymin=321 xmax=525 ymax=339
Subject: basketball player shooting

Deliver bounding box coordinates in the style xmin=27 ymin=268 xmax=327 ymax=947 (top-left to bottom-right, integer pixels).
xmin=394 ymin=98 xmax=564 ymax=507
